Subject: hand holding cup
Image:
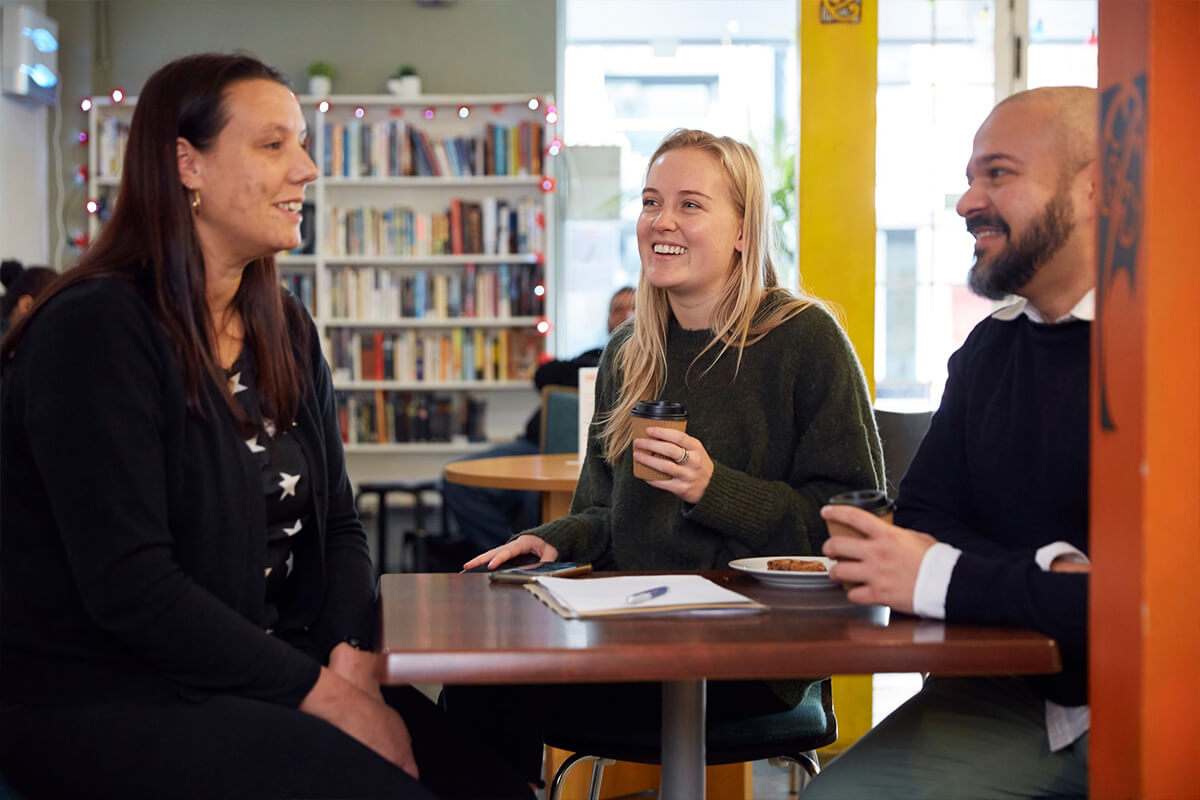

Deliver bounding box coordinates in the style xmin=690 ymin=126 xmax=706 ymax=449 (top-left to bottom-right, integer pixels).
xmin=821 ymin=501 xmax=936 ymax=613
xmin=822 ymin=490 xmax=895 ymax=590
xmin=631 ymin=401 xmax=689 ymax=481
xmin=630 ymin=401 xmax=713 ymax=504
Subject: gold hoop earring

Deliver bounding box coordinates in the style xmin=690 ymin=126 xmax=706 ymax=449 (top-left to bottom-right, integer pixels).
xmin=191 ymin=190 xmax=201 ymax=210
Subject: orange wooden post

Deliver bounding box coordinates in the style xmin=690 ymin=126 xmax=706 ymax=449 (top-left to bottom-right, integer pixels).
xmin=1092 ymin=2 xmax=1200 ymax=797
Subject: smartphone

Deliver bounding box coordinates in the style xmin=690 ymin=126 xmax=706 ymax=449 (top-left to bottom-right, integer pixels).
xmin=487 ymin=562 xmax=593 ymax=584
xmin=460 ymin=552 xmax=541 ymax=574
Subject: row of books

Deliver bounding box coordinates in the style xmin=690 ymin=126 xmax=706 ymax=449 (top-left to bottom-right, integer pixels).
xmin=96 ymin=115 xmax=316 ymax=180
xmin=327 ymin=263 xmax=543 ymax=321
xmin=336 ymin=390 xmax=487 ymax=445
xmin=280 ymin=272 xmax=316 ymax=315
xmin=327 ymin=328 xmax=542 ymax=383
xmin=322 ymin=120 xmax=545 ymax=178
xmin=94 ymin=111 xmax=542 ymax=182
xmin=324 ymin=196 xmax=543 ymax=257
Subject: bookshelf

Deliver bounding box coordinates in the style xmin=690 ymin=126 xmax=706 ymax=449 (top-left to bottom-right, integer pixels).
xmin=89 ymin=92 xmax=558 ymax=481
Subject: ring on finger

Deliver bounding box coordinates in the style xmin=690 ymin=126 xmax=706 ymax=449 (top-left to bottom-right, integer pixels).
xmin=675 ymin=448 xmax=690 ymax=465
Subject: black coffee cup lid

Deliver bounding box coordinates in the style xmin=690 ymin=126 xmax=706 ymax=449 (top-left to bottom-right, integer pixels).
xmin=631 ymin=400 xmax=688 ymax=420
xmin=828 ymin=489 xmax=894 ymax=513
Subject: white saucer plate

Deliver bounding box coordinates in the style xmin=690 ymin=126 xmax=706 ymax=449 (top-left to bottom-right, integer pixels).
xmin=728 ymin=556 xmax=839 ymax=590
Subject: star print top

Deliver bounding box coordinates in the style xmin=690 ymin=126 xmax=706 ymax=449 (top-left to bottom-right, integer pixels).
xmin=227 ymin=354 xmax=314 ymax=636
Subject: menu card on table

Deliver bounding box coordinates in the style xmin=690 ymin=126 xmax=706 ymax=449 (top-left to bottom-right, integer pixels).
xmin=577 ymin=366 xmax=598 ymax=463
xmin=525 ymin=574 xmax=766 ymax=619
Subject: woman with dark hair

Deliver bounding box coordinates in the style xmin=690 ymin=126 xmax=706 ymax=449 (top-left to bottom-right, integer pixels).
xmin=0 ymin=53 xmax=531 ymax=800
xmin=0 ymin=259 xmax=57 ymax=336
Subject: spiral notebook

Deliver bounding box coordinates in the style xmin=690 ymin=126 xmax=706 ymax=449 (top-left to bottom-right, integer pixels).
xmin=524 ymin=574 xmax=766 ymax=619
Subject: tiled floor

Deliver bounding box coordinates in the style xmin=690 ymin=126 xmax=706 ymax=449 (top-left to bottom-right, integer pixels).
xmin=752 ymin=759 xmax=806 ymax=799
xmin=531 ymin=762 xmax=803 ymax=800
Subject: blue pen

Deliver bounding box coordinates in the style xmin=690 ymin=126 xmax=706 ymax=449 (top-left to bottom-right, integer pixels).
xmin=625 ymin=585 xmax=669 ymax=605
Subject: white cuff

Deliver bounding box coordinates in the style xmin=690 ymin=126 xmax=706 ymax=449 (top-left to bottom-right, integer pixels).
xmin=912 ymin=542 xmax=962 ymax=620
xmin=1046 ymin=700 xmax=1091 ymax=751
xmin=1035 ymin=541 xmax=1089 ymax=572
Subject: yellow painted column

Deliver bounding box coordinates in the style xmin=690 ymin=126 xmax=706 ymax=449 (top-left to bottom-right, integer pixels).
xmin=796 ymin=0 xmax=878 ymax=753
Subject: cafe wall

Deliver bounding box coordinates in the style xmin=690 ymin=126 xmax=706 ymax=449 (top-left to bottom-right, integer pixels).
xmin=44 ymin=0 xmax=558 ymax=266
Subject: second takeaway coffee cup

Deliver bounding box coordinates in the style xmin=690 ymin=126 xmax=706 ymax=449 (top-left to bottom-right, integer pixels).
xmin=826 ymin=489 xmax=895 ymax=589
xmin=631 ymin=401 xmax=688 ymax=481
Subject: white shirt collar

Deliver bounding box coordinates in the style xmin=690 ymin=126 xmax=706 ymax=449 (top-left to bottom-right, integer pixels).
xmin=991 ymin=288 xmax=1095 ymax=324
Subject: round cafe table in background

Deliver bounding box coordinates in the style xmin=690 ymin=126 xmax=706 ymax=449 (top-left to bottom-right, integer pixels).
xmin=444 ymin=453 xmax=581 ymax=522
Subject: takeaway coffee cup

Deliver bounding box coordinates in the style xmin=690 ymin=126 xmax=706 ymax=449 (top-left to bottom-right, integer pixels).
xmin=826 ymin=489 xmax=895 ymax=589
xmin=631 ymin=401 xmax=688 ymax=481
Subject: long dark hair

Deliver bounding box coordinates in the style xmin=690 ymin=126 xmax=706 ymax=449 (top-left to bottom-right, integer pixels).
xmin=1 ymin=53 xmax=307 ymax=426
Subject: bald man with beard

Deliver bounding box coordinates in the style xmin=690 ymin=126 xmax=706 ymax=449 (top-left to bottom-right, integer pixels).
xmin=807 ymin=87 xmax=1096 ymax=799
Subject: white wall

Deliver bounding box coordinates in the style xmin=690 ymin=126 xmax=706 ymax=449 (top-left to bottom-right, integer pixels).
xmin=0 ymin=0 xmax=50 ymax=264
xmin=45 ymin=0 xmax=557 ymax=269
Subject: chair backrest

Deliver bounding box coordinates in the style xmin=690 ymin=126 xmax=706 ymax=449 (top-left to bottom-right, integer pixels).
xmin=539 ymin=385 xmax=579 ymax=455
xmin=544 ymin=677 xmax=837 ymax=768
xmin=874 ymin=407 xmax=934 ymax=496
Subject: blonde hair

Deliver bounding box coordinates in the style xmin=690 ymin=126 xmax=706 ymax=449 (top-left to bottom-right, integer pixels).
xmin=599 ymin=129 xmax=824 ymax=463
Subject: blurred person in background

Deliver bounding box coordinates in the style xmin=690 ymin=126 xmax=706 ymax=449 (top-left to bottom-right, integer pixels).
xmin=442 ymin=285 xmax=634 ymax=552
xmin=0 ymin=260 xmax=57 ymax=337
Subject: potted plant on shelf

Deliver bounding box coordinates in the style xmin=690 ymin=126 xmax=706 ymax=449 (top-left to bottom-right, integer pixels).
xmin=386 ymin=65 xmax=421 ymax=98
xmin=307 ymin=61 xmax=335 ymax=97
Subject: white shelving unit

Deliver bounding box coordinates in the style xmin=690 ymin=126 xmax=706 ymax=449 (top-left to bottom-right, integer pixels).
xmin=89 ymin=92 xmax=558 ymax=482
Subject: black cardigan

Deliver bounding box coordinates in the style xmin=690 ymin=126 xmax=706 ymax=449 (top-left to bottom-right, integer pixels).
xmin=0 ymin=277 xmax=374 ymax=708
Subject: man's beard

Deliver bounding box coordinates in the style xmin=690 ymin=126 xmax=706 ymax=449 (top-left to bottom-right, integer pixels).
xmin=966 ymin=189 xmax=1075 ymax=300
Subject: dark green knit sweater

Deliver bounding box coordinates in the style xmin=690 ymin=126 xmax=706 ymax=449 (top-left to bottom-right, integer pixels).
xmin=527 ymin=300 xmax=885 ymax=705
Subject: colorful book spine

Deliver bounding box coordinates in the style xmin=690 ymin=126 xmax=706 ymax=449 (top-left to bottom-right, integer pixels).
xmin=448 ymin=198 xmax=464 ymax=255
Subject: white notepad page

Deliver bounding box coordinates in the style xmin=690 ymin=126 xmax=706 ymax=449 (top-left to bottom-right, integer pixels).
xmin=534 ymin=574 xmax=759 ymax=616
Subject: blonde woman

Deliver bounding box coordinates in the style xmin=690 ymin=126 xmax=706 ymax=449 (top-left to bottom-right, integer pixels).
xmin=452 ymin=129 xmax=883 ymax=783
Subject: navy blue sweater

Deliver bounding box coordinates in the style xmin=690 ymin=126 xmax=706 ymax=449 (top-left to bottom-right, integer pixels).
xmin=895 ymin=311 xmax=1089 ymax=707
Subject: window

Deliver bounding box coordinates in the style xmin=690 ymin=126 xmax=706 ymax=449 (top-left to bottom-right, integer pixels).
xmin=875 ymin=1 xmax=998 ymax=406
xmin=875 ymin=0 xmax=1097 ymax=409
xmin=1027 ymin=0 xmax=1099 ymax=89
xmin=561 ymin=0 xmax=1096 ymax=401
xmin=560 ymin=0 xmax=796 ymax=357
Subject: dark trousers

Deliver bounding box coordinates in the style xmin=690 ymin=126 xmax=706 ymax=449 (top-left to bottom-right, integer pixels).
xmin=441 ymin=680 xmax=790 ymax=785
xmin=803 ymin=676 xmax=1088 ymax=800
xmin=0 ymin=685 xmax=534 ymax=800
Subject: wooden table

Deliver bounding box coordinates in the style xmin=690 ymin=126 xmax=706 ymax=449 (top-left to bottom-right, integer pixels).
xmin=379 ymin=571 xmax=1061 ymax=799
xmin=443 ymin=452 xmax=581 ymax=520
